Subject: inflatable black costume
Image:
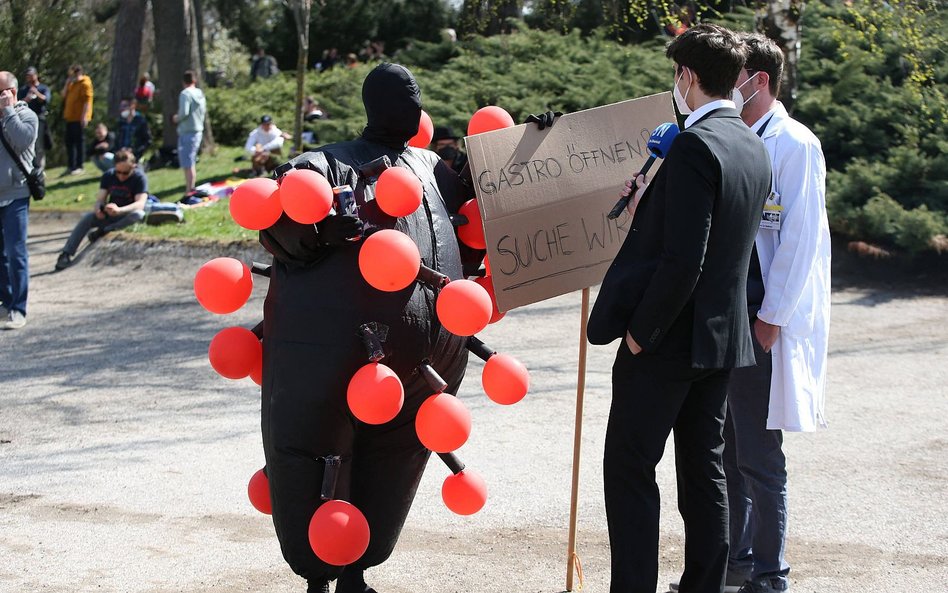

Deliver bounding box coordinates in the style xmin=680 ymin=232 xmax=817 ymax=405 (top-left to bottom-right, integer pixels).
xmin=259 ymin=64 xmax=476 ymax=593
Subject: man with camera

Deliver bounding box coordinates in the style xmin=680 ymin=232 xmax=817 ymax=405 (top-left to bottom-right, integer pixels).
xmin=17 ymin=67 xmax=50 ymax=170
xmin=0 ymin=71 xmax=38 ymax=330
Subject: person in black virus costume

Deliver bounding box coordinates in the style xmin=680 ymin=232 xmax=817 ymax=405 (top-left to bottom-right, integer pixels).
xmin=259 ymin=63 xmax=477 ymax=593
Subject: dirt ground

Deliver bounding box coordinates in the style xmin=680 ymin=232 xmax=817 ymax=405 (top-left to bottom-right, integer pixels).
xmin=1 ymin=212 xmax=946 ymax=593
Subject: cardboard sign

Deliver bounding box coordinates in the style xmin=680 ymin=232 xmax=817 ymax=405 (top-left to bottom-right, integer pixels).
xmin=465 ymin=92 xmax=675 ymax=312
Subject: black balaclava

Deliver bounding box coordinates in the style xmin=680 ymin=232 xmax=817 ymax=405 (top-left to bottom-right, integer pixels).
xmin=360 ymin=63 xmax=422 ymax=150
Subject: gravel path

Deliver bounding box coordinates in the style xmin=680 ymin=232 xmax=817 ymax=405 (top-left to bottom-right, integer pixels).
xmin=1 ymin=213 xmax=945 ymax=593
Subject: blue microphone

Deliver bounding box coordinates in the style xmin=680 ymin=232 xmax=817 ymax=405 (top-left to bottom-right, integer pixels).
xmin=607 ymin=122 xmax=680 ymax=220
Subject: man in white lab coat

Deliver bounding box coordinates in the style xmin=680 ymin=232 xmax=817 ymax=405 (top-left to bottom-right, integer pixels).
xmin=725 ymin=33 xmax=831 ymax=593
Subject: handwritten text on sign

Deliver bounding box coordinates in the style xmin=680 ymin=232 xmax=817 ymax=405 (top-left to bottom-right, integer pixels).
xmin=465 ymin=93 xmax=675 ymax=312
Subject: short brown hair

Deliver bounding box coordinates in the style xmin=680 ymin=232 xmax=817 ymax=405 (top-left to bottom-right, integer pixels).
xmin=742 ymin=32 xmax=784 ymax=97
xmin=113 ymin=149 xmax=137 ymax=165
xmin=183 ymin=70 xmax=197 ymax=85
xmin=666 ymin=24 xmax=748 ymax=98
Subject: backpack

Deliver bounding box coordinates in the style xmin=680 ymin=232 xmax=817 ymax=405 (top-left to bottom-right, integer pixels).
xmin=144 ymin=196 xmax=184 ymax=225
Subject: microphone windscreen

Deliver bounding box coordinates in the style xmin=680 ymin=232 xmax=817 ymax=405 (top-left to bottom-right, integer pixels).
xmin=647 ymin=123 xmax=680 ymax=159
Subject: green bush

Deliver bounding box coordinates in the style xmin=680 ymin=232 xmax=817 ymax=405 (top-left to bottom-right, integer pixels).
xmin=795 ymin=1 xmax=948 ymax=252
xmin=202 ymin=9 xmax=948 ymax=255
xmin=848 ymin=193 xmax=947 ymax=254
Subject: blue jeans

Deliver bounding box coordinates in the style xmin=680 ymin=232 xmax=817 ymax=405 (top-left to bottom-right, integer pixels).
xmin=0 ymin=197 xmax=30 ymax=315
xmin=62 ymin=209 xmax=146 ymax=256
xmin=723 ymin=333 xmax=790 ymax=585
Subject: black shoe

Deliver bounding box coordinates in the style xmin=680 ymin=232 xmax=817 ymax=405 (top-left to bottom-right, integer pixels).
xmin=87 ymin=228 xmax=106 ymax=244
xmin=55 ymin=252 xmax=73 ymax=270
xmin=336 ymin=569 xmax=377 ymax=593
xmin=306 ymin=581 xmax=329 ymax=593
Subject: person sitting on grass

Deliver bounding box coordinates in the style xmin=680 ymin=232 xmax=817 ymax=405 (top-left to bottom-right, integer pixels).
xmin=56 ymin=149 xmax=148 ymax=270
xmin=244 ymin=114 xmax=288 ymax=176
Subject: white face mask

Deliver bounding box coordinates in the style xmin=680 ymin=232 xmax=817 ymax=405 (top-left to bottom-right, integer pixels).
xmin=673 ymin=69 xmax=693 ymax=115
xmin=731 ymin=71 xmax=761 ymax=114
xmin=120 ymin=109 xmax=130 ymax=119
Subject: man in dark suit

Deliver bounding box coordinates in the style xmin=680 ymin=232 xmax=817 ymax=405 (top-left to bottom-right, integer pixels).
xmin=587 ymin=24 xmax=773 ymax=593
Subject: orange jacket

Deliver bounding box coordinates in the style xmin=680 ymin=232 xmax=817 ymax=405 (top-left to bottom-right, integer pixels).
xmin=63 ymin=75 xmax=94 ymax=122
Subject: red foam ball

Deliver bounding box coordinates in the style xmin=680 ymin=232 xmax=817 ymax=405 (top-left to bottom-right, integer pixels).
xmin=250 ymin=356 xmax=263 ymax=386
xmin=230 ymin=177 xmax=282 ymax=230
xmin=280 ymin=168 xmax=333 ymax=224
xmin=248 ymin=468 xmax=272 ymax=514
xmin=457 ymin=198 xmax=485 ymax=249
xmin=408 ymin=110 xmax=434 ymax=148
xmin=482 ymin=353 xmax=530 ymax=405
xmin=347 ymin=363 xmax=404 ymax=425
xmin=309 ymin=500 xmax=370 ymax=566
xmin=436 ymin=279 xmax=492 ymax=337
xmin=208 ymin=326 xmax=262 ymax=380
xmin=375 ymin=167 xmax=423 ymax=218
xmin=358 ymin=229 xmax=421 ymax=292
xmin=473 ymin=275 xmax=505 ymax=324
xmin=442 ymin=469 xmax=488 ymax=515
xmin=194 ymin=257 xmax=253 ymax=315
xmin=467 ymin=105 xmax=515 ymax=136
xmin=415 ymin=393 xmax=471 ymax=453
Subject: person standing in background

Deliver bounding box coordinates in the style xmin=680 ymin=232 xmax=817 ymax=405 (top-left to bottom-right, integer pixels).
xmin=61 ymin=64 xmax=93 ymax=176
xmin=17 ymin=67 xmax=50 ymax=170
xmin=172 ymin=70 xmax=205 ymax=193
xmin=0 ymin=71 xmax=38 ymax=329
xmin=722 ymin=32 xmax=831 ymax=593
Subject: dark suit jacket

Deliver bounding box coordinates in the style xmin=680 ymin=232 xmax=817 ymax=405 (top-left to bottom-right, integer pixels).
xmin=588 ymin=107 xmax=772 ymax=369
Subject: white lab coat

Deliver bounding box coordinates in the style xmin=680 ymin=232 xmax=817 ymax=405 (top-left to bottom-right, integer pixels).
xmin=752 ymin=102 xmax=831 ymax=432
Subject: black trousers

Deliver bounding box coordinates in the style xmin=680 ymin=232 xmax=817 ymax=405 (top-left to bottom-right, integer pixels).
xmin=604 ymin=344 xmax=730 ymax=593
xmin=65 ymin=121 xmax=84 ymax=171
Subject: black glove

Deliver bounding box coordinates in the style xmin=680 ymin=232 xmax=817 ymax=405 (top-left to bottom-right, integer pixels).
xmin=524 ymin=110 xmax=562 ymax=130
xmin=315 ymin=214 xmax=363 ymax=246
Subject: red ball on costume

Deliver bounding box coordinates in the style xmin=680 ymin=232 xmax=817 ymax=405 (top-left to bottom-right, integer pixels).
xmin=482 ymin=353 xmax=530 ymax=405
xmin=308 ymin=500 xmax=370 ymax=566
xmin=415 ymin=393 xmax=472 ymax=453
xmin=436 ymin=279 xmax=492 ymax=337
xmin=442 ymin=469 xmax=488 ymax=515
xmin=408 ymin=110 xmax=434 ymax=148
xmin=457 ymin=199 xmax=485 ymax=249
xmin=208 ymin=326 xmax=261 ymax=380
xmin=248 ymin=468 xmax=272 ymax=514
xmin=474 ymin=275 xmax=505 ymax=324
xmin=358 ymin=229 xmax=421 ymax=292
xmin=230 ymin=177 xmax=282 ymax=230
xmin=375 ymin=167 xmax=423 ymax=218
xmin=193 ymin=257 xmax=253 ymax=315
xmin=279 ymin=168 xmax=333 ymax=224
xmin=467 ymin=105 xmax=515 ymax=136
xmin=347 ymin=363 xmax=405 ymax=425
xmin=250 ymin=357 xmax=263 ymax=386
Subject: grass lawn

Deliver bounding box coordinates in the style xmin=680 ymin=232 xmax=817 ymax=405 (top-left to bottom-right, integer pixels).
xmin=38 ymin=145 xmax=258 ymax=244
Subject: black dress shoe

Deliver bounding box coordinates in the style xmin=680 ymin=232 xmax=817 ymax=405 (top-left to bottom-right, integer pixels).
xmin=336 ymin=569 xmax=377 ymax=593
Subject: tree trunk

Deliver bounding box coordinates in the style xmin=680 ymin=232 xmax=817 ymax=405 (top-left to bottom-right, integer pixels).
xmin=290 ymin=0 xmax=313 ymax=157
xmin=760 ymin=0 xmax=805 ymax=111
xmin=108 ymin=0 xmax=148 ymax=119
xmin=152 ymin=0 xmax=214 ymax=149
xmin=461 ymin=0 xmax=523 ymax=36
xmin=489 ymin=0 xmax=522 ymax=35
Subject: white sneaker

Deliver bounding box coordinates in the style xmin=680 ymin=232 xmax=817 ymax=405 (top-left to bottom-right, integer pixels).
xmin=2 ymin=310 xmax=27 ymax=330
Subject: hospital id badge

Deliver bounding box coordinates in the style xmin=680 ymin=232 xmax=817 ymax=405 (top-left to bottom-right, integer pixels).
xmin=760 ymin=191 xmax=782 ymax=231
